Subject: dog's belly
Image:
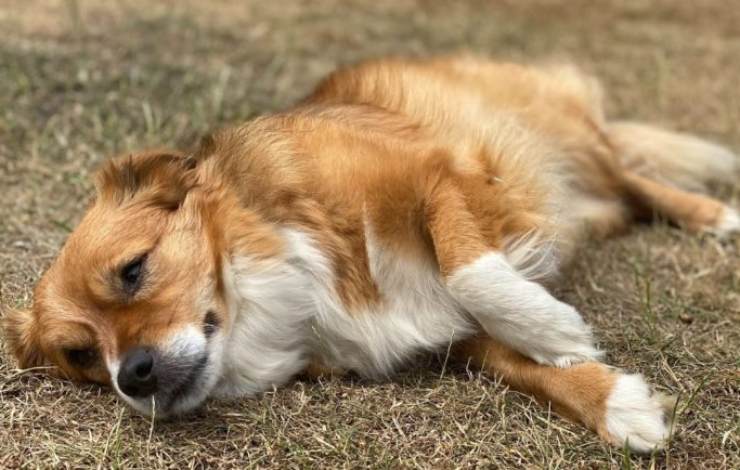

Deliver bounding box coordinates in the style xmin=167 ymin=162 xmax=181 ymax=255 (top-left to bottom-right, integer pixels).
xmin=311 ymin=228 xmax=476 ymax=379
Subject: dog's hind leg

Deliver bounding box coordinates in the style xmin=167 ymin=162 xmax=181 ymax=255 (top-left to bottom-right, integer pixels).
xmin=454 ymin=335 xmax=675 ymax=453
xmin=610 ymin=122 xmax=739 ymax=235
xmin=620 ymin=170 xmax=739 ymax=235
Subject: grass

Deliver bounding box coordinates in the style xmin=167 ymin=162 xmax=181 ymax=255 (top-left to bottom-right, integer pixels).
xmin=1 ymin=0 xmax=739 ymax=468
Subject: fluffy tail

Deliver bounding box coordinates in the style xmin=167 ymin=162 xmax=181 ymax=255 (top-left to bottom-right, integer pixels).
xmin=609 ymin=122 xmax=738 ymax=192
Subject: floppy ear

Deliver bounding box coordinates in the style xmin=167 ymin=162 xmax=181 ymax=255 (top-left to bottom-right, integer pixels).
xmin=2 ymin=307 xmax=46 ymax=369
xmin=95 ymin=149 xmax=199 ymax=210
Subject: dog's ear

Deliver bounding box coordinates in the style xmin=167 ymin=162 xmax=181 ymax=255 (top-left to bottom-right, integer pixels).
xmin=2 ymin=307 xmax=46 ymax=369
xmin=95 ymin=149 xmax=199 ymax=210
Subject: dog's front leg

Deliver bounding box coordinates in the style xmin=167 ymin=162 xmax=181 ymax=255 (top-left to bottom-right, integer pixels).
xmin=425 ymin=180 xmax=601 ymax=367
xmin=447 ymin=252 xmax=602 ymax=367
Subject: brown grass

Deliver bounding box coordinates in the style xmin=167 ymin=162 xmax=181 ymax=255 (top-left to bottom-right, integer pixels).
xmin=1 ymin=1 xmax=738 ymax=468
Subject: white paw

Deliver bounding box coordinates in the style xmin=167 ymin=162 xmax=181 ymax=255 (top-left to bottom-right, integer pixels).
xmin=541 ymin=349 xmax=604 ymax=368
xmin=524 ymin=305 xmax=604 ymax=367
xmin=711 ymin=206 xmax=739 ymax=236
xmin=604 ymin=374 xmax=675 ymax=453
xmin=528 ymin=344 xmax=604 ymax=368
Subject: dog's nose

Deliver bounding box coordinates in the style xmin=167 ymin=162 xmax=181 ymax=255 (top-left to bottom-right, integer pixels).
xmin=118 ymin=347 xmax=157 ymax=398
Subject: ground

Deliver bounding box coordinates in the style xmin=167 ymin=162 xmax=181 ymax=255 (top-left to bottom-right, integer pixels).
xmin=0 ymin=0 xmax=738 ymax=468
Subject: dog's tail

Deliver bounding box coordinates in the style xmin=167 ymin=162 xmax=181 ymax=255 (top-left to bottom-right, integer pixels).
xmin=609 ymin=122 xmax=738 ymax=192
xmin=455 ymin=335 xmax=676 ymax=453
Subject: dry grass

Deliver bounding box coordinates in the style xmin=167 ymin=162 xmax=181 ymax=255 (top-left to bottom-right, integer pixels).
xmin=1 ymin=1 xmax=739 ymax=468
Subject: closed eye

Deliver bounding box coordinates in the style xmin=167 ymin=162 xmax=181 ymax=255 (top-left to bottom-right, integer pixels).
xmin=120 ymin=254 xmax=147 ymax=294
xmin=65 ymin=348 xmax=99 ymax=369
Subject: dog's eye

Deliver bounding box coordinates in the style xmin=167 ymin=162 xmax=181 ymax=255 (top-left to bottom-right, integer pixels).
xmin=65 ymin=348 xmax=98 ymax=368
xmin=120 ymin=255 xmax=146 ymax=292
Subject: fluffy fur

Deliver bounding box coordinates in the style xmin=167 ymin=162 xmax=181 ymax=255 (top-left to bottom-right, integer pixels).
xmin=3 ymin=55 xmax=738 ymax=453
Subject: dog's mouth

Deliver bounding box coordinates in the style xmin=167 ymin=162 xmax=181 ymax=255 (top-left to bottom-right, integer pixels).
xmin=158 ymin=353 xmax=209 ymax=413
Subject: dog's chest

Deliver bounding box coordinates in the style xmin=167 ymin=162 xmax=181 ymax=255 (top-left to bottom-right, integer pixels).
xmin=308 ymin=230 xmax=475 ymax=378
xmin=220 ymin=228 xmax=474 ymax=396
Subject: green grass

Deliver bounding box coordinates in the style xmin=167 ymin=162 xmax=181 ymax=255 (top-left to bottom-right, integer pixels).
xmin=1 ymin=1 xmax=739 ymax=468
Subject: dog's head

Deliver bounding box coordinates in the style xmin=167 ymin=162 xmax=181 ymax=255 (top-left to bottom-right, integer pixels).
xmin=3 ymin=150 xmax=244 ymax=417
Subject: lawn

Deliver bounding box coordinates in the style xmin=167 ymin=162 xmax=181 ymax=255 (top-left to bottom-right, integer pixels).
xmin=0 ymin=1 xmax=738 ymax=468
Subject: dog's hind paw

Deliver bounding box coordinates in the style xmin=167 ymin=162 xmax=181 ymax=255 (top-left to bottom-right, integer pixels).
xmin=711 ymin=206 xmax=739 ymax=237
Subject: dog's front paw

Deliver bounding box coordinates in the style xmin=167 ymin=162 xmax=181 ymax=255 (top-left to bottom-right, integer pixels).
xmin=528 ymin=344 xmax=604 ymax=368
xmin=523 ymin=304 xmax=604 ymax=367
xmin=535 ymin=349 xmax=604 ymax=368
xmin=601 ymin=373 xmax=675 ymax=453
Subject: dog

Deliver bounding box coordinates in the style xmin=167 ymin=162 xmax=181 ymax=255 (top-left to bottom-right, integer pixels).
xmin=3 ymin=55 xmax=738 ymax=453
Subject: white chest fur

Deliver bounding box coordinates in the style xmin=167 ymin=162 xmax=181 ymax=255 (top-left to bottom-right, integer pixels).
xmin=217 ymin=227 xmax=474 ymax=397
xmin=313 ymin=228 xmax=475 ymax=378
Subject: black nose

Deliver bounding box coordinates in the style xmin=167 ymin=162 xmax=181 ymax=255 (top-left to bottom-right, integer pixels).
xmin=118 ymin=347 xmax=157 ymax=398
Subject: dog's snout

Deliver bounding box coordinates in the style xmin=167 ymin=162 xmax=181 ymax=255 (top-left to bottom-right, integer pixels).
xmin=118 ymin=347 xmax=158 ymax=398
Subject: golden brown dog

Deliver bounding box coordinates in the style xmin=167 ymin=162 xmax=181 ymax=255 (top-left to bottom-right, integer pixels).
xmin=4 ymin=56 xmax=738 ymax=452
